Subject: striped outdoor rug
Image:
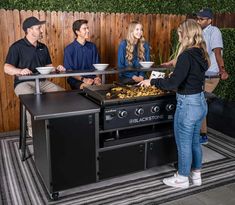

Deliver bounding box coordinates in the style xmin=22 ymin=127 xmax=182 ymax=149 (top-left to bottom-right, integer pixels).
xmin=1 ymin=128 xmax=235 ymax=205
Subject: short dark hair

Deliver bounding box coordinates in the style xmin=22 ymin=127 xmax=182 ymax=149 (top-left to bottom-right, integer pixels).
xmin=72 ymin=19 xmax=88 ymax=36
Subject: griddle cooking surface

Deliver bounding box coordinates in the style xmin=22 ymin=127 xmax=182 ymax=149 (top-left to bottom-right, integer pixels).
xmin=84 ymin=84 xmax=175 ymax=106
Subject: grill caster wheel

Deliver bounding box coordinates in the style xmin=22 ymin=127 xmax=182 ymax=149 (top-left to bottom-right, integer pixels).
xmin=51 ymin=192 xmax=59 ymax=200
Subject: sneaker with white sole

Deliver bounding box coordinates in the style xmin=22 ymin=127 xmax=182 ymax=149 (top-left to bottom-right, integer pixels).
xmin=190 ymin=171 xmax=202 ymax=186
xmin=200 ymin=135 xmax=208 ymax=145
xmin=163 ymin=173 xmax=189 ymax=188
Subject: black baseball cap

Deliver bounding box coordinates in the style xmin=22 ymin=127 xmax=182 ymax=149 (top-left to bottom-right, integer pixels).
xmin=196 ymin=8 xmax=213 ymax=19
xmin=22 ymin=17 xmax=46 ymax=32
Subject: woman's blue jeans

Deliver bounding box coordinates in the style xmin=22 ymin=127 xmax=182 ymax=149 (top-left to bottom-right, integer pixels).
xmin=174 ymin=92 xmax=208 ymax=176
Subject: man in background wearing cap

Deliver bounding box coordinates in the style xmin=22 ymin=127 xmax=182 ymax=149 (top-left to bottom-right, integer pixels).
xmin=196 ymin=8 xmax=229 ymax=144
xmin=4 ymin=16 xmax=66 ymax=137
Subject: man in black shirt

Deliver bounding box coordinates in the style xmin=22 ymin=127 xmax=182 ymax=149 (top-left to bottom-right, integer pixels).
xmin=4 ymin=16 xmax=65 ymax=137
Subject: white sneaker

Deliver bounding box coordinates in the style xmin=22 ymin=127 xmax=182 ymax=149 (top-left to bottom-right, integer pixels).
xmin=163 ymin=173 xmax=189 ymax=188
xmin=190 ymin=171 xmax=202 ymax=186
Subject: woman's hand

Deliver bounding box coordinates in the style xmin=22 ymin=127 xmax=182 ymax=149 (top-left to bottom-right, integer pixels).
xmin=161 ymin=59 xmax=175 ymax=67
xmin=138 ymin=79 xmax=151 ymax=87
xmin=132 ymin=75 xmax=144 ymax=82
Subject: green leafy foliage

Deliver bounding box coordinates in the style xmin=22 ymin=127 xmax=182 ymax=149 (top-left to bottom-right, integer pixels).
xmin=214 ymin=29 xmax=235 ymax=101
xmin=1 ymin=0 xmax=235 ymax=13
xmin=169 ymin=30 xmax=179 ymax=60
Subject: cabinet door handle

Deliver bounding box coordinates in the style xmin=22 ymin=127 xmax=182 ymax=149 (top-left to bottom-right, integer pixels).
xmin=139 ymin=144 xmax=144 ymax=152
xmin=149 ymin=142 xmax=154 ymax=151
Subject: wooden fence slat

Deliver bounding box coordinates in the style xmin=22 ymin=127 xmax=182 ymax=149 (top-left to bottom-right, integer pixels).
xmin=13 ymin=9 xmax=21 ymax=41
xmin=100 ymin=12 xmax=106 ymax=67
xmin=12 ymin=9 xmax=21 ymax=129
xmin=0 ymin=9 xmax=8 ymax=131
xmin=0 ymin=9 xmax=234 ymax=132
xmin=94 ymin=12 xmax=101 ymax=55
xmin=5 ymin=10 xmax=16 ymax=131
xmin=105 ymin=13 xmax=111 ymax=64
xmin=110 ymin=13 xmax=116 ymax=67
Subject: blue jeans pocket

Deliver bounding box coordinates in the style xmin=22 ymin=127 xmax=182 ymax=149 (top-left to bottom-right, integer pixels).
xmin=176 ymin=93 xmax=207 ymax=125
xmin=186 ymin=104 xmax=204 ymax=122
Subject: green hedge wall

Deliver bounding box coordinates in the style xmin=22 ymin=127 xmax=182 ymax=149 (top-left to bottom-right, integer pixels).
xmin=214 ymin=29 xmax=235 ymax=101
xmin=1 ymin=0 xmax=235 ymax=14
xmin=171 ymin=28 xmax=235 ymax=101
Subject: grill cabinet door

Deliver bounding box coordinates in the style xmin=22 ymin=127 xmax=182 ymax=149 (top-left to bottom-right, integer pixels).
xmin=147 ymin=136 xmax=177 ymax=168
xmin=99 ymin=143 xmax=145 ymax=179
xmin=49 ymin=114 xmax=97 ymax=191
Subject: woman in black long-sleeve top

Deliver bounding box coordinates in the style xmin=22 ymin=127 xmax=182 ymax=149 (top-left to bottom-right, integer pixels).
xmin=139 ymin=19 xmax=210 ymax=189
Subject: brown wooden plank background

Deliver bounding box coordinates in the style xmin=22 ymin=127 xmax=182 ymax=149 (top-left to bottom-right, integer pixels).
xmin=0 ymin=9 xmax=234 ymax=132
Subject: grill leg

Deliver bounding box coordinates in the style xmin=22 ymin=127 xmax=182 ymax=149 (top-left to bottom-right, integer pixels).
xmin=19 ymin=103 xmax=27 ymax=161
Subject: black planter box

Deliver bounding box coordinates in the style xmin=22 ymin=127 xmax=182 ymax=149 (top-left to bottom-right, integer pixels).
xmin=208 ymin=98 xmax=235 ymax=138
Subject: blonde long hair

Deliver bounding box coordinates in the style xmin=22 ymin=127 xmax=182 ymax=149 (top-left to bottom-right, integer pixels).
xmin=175 ymin=19 xmax=210 ymax=66
xmin=126 ymin=21 xmax=146 ymax=64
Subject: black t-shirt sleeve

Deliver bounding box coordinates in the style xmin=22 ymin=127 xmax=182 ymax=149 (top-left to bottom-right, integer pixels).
xmin=5 ymin=44 xmax=20 ymax=67
xmin=150 ymin=52 xmax=191 ymax=90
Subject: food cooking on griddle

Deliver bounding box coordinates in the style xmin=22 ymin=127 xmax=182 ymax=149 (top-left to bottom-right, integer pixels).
xmin=111 ymin=87 xmax=123 ymax=92
xmin=106 ymin=85 xmax=164 ymax=99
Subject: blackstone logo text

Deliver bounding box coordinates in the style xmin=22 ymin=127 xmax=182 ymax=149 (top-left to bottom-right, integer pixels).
xmin=129 ymin=115 xmax=163 ymax=124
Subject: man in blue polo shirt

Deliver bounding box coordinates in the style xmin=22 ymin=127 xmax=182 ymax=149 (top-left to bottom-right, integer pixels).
xmin=4 ymin=16 xmax=65 ymax=137
xmin=197 ymin=8 xmax=229 ymax=144
xmin=64 ymin=19 xmax=101 ymax=90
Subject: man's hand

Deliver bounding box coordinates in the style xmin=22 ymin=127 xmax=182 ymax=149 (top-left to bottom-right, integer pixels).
xmin=214 ymin=48 xmax=228 ymax=80
xmin=220 ymin=70 xmax=229 ymax=80
xmin=94 ymin=76 xmax=101 ymax=85
xmin=80 ymin=78 xmax=94 ymax=89
xmin=19 ymin=68 xmax=32 ymax=75
xmin=138 ymin=79 xmax=151 ymax=87
xmin=83 ymin=78 xmax=94 ymax=85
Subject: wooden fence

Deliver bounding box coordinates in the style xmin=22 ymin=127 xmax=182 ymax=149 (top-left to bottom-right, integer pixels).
xmin=0 ymin=9 xmax=235 ymax=132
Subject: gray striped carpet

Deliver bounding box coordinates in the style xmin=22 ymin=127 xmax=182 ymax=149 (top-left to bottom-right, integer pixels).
xmin=1 ymin=128 xmax=235 ymax=205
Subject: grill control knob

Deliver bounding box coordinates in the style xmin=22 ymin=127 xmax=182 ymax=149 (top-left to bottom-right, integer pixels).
xmin=151 ymin=105 xmax=160 ymax=113
xmin=118 ymin=110 xmax=128 ymax=118
xmin=135 ymin=108 xmax=144 ymax=116
xmin=166 ymin=104 xmax=175 ymax=111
